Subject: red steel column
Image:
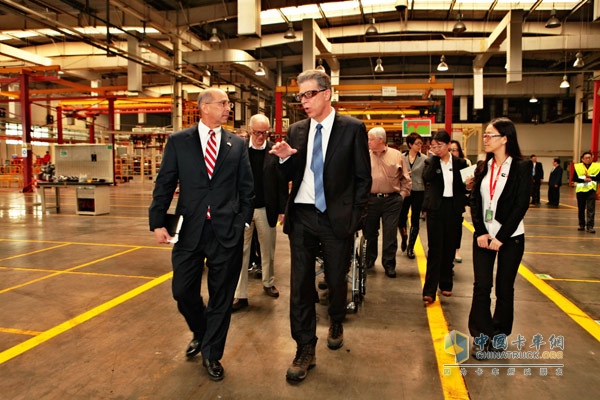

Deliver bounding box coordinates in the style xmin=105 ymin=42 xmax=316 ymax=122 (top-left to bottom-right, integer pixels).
xmin=275 ymin=91 xmax=283 ymax=135
xmin=20 ymin=71 xmax=33 ymax=192
xmin=445 ymin=88 xmax=453 ymax=136
xmin=56 ymin=106 xmax=64 ymax=144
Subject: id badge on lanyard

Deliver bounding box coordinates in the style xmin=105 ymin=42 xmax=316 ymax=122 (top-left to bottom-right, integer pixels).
xmin=485 ymin=208 xmax=494 ymax=222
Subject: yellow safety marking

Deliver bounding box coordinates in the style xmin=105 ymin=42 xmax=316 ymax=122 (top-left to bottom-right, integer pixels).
xmin=0 ymin=238 xmax=170 ymax=250
xmin=0 ymin=265 xmax=156 ymax=280
xmin=0 ymin=271 xmax=172 ymax=365
xmin=525 ymin=251 xmax=600 ymax=257
xmin=0 ymin=247 xmax=142 ymax=295
xmin=414 ymin=237 xmax=470 ymax=400
xmin=0 ymin=243 xmax=70 ymax=261
xmin=525 ymin=235 xmax=599 ymax=241
xmin=0 ymin=327 xmax=42 ymax=336
xmin=539 ymin=277 xmax=600 ymax=284
xmin=462 ymin=219 xmax=600 ymax=342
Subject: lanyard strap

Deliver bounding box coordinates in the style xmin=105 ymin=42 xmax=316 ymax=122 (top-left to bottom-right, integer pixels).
xmin=489 ymin=160 xmax=503 ymax=200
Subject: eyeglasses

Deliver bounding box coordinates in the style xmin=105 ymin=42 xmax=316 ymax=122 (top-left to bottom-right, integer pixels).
xmin=294 ymin=88 xmax=327 ymax=102
xmin=252 ymin=130 xmax=270 ymax=136
xmin=207 ymin=100 xmax=234 ymax=109
xmin=449 ymin=148 xmax=459 ymax=152
xmin=483 ymin=134 xmax=502 ymax=140
xmin=413 ymin=141 xmax=423 ymax=146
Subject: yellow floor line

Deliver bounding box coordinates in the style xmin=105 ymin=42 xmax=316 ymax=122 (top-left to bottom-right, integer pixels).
xmin=0 ymin=327 xmax=42 ymax=336
xmin=462 ymin=220 xmax=600 ymax=342
xmin=0 ymin=271 xmax=172 ymax=365
xmin=0 ymin=247 xmax=142 ymax=295
xmin=541 ymin=277 xmax=600 ymax=283
xmin=414 ymin=238 xmax=470 ymax=400
xmin=0 ymin=243 xmax=70 ymax=262
xmin=524 ymin=251 xmax=600 ymax=257
xmin=0 ymin=237 xmax=170 ymax=250
xmin=0 ymin=265 xmax=156 ymax=280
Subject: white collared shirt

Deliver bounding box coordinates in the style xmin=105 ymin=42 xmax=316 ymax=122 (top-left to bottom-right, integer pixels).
xmin=249 ymin=138 xmax=267 ymax=150
xmin=441 ymin=154 xmax=454 ymax=197
xmin=480 ymin=156 xmax=525 ymax=239
xmin=198 ymin=121 xmax=221 ymax=156
xmin=295 ymin=107 xmax=336 ymax=204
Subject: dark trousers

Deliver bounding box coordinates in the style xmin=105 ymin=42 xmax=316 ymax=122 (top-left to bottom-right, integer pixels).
xmin=468 ymin=234 xmax=524 ymax=339
xmin=531 ymin=180 xmax=541 ymax=204
xmin=548 ymin=185 xmax=561 ymax=206
xmin=576 ymin=190 xmax=596 ymax=229
xmin=363 ymin=194 xmax=403 ymax=270
xmin=398 ymin=191 xmax=424 ymax=229
xmin=422 ymin=198 xmax=461 ymax=299
xmin=171 ymin=221 xmax=243 ymax=361
xmin=289 ymin=205 xmax=352 ymax=346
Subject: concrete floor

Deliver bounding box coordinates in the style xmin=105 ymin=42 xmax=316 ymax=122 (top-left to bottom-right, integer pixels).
xmin=0 ymin=181 xmax=599 ymax=400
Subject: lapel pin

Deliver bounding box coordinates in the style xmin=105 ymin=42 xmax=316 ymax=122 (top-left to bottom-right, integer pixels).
xmin=227 ymin=142 xmax=231 ymax=147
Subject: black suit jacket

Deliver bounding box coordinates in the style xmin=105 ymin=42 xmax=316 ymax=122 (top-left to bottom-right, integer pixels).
xmin=470 ymin=159 xmax=531 ymax=244
xmin=280 ymin=113 xmax=372 ymax=239
xmin=532 ymin=161 xmax=544 ymax=183
xmin=149 ymin=125 xmax=254 ymax=249
xmin=548 ymin=165 xmax=563 ymax=187
xmin=250 ymin=140 xmax=289 ymax=227
xmin=422 ymin=155 xmax=469 ymax=214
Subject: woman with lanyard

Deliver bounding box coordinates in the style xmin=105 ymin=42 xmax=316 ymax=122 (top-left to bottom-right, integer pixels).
xmin=468 ymin=117 xmax=531 ymax=355
xmin=398 ymin=132 xmax=426 ymax=259
xmin=421 ymin=130 xmax=469 ymax=304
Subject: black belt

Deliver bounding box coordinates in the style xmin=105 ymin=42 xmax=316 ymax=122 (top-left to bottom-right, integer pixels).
xmin=370 ymin=192 xmax=398 ymax=198
xmin=295 ymin=203 xmax=326 ymax=214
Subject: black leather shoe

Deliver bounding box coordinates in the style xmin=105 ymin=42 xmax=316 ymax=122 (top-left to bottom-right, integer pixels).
xmin=186 ymin=338 xmax=201 ymax=358
xmin=588 ymin=228 xmax=596 ymax=234
xmin=578 ymin=226 xmax=585 ymax=231
xmin=407 ymin=249 xmax=415 ymax=259
xmin=384 ymin=268 xmax=397 ymax=278
xmin=202 ymin=358 xmax=224 ymax=381
xmin=263 ymin=286 xmax=280 ymax=298
xmin=232 ymin=298 xmax=248 ymax=312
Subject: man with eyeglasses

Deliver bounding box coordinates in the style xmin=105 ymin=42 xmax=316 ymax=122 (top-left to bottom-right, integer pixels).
xmin=270 ymin=70 xmax=371 ymax=382
xmin=149 ymin=88 xmax=254 ymax=381
xmin=232 ymin=114 xmax=288 ymax=312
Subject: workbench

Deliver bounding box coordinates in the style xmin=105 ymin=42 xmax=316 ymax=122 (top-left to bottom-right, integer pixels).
xmin=37 ymin=181 xmax=113 ymax=215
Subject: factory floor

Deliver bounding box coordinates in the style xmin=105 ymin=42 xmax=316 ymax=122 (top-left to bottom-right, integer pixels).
xmin=0 ymin=180 xmax=598 ymax=400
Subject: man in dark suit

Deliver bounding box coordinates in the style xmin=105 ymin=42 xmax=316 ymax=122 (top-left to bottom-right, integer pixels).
xmin=547 ymin=157 xmax=563 ymax=207
xmin=149 ymin=88 xmax=254 ymax=381
xmin=530 ymin=154 xmax=544 ymax=205
xmin=232 ymin=114 xmax=288 ymax=311
xmin=269 ymin=70 xmax=371 ymax=382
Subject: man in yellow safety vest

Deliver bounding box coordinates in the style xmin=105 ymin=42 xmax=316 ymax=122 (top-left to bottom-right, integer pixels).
xmin=572 ymin=151 xmax=600 ymax=233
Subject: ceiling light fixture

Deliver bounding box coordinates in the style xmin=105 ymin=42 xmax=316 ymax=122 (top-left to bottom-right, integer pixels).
xmin=559 ymin=75 xmax=570 ymax=89
xmin=545 ymin=8 xmax=561 ymax=29
xmin=365 ymin=18 xmax=378 ymax=35
xmin=437 ymin=55 xmax=448 ymax=71
xmin=573 ymin=51 xmax=584 ymax=68
xmin=452 ymin=13 xmax=466 ymax=34
xmin=316 ymin=59 xmax=326 ymax=72
xmin=284 ymin=22 xmax=296 ymax=39
xmin=209 ymin=28 xmax=221 ymax=44
xmin=255 ymin=62 xmax=266 ymax=76
xmin=374 ymin=57 xmax=384 ymax=73
xmin=529 ymin=95 xmax=538 ymax=103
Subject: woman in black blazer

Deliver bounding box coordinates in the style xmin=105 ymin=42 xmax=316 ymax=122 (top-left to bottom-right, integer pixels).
xmin=468 ymin=117 xmax=531 ymax=355
xmin=421 ymin=130 xmax=468 ymax=304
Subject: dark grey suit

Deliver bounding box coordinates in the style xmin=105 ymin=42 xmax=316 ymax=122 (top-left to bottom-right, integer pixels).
xmin=280 ymin=113 xmax=371 ymax=346
xmin=149 ymin=125 xmax=254 ymax=361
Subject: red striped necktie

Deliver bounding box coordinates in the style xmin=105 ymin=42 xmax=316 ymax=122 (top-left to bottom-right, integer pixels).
xmin=205 ymin=130 xmax=217 ymax=219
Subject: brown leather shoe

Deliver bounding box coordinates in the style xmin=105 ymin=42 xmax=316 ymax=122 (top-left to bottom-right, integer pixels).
xmin=423 ymin=295 xmax=434 ymax=304
xmin=327 ymin=321 xmax=344 ymax=350
xmin=286 ymin=342 xmax=316 ymax=382
xmin=263 ymin=286 xmax=280 ymax=298
xmin=232 ymin=298 xmax=248 ymax=312
xmin=441 ymin=291 xmax=452 ymax=297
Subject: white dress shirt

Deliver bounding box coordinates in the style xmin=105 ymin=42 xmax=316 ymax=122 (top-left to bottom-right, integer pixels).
xmin=480 ymin=156 xmax=525 ymax=239
xmin=198 ymin=121 xmax=221 ymax=156
xmin=294 ymin=107 xmax=336 ymax=205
